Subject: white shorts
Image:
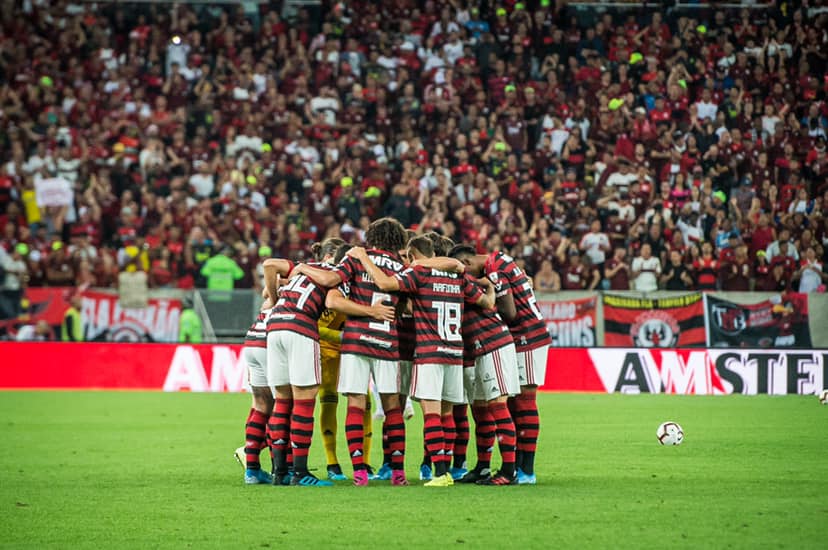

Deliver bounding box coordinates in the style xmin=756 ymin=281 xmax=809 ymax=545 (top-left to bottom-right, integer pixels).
xmin=266 ymin=331 xmax=321 ymax=388
xmin=474 ymin=344 xmax=520 ymax=402
xmin=410 ymin=363 xmax=464 ymax=404
xmin=244 ymin=346 xmax=268 ymax=387
xmin=517 ymin=345 xmax=549 ymax=387
xmin=463 ymin=366 xmax=476 ymax=404
xmin=339 ymin=354 xmax=400 ymax=395
xmin=399 ymin=360 xmax=412 ymax=396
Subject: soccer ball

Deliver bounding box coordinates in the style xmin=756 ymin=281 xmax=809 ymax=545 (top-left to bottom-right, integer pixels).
xmin=819 ymin=389 xmax=828 ymax=405
xmin=656 ymin=422 xmax=684 ymax=445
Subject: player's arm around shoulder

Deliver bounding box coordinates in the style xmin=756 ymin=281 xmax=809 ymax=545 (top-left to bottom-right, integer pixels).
xmin=489 ymin=271 xmax=517 ymax=320
xmin=346 ymin=246 xmax=402 ymax=291
xmin=292 ymin=261 xmax=342 ymax=288
xmin=412 ymin=256 xmax=465 ymax=273
xmin=474 ymin=274 xmax=496 ymax=310
xmin=324 ymin=287 xmax=396 ymax=322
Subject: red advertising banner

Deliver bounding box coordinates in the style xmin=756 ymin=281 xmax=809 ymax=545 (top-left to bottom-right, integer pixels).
xmin=1 ymin=343 xmax=824 ymax=396
xmin=0 ymin=288 xmax=181 ymax=342
xmin=81 ymin=290 xmax=181 ymax=342
xmin=0 ymin=343 xmax=248 ymax=391
xmin=538 ymin=296 xmax=597 ymax=347
xmin=603 ymin=294 xmax=705 ymax=347
xmin=543 ymin=347 xmax=827 ymax=395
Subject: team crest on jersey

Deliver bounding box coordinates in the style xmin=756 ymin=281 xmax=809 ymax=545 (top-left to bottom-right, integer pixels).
xmin=630 ymin=311 xmax=680 ymax=348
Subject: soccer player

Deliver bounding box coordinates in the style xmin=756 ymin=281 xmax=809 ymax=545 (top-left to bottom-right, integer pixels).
xmin=294 ymin=218 xmax=410 ymax=486
xmin=348 ymin=236 xmax=495 ymax=487
xmin=449 ymin=248 xmax=522 ymax=485
xmin=427 ymin=233 xmax=472 ymax=480
xmin=449 ymin=245 xmax=551 ymax=485
xmin=263 ymin=256 xmax=393 ymax=487
xmin=235 ymin=287 xmax=276 ymax=484
xmin=312 ymin=239 xmax=375 ymax=481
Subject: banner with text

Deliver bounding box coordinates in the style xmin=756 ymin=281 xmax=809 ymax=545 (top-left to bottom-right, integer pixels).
xmin=0 ymin=343 xmax=248 ymax=391
xmin=539 ymin=296 xmax=597 ymax=347
xmin=81 ymin=290 xmax=182 ymax=342
xmin=542 ymin=347 xmax=827 ymax=395
xmin=603 ymin=293 xmax=705 ymax=347
xmin=705 ymin=293 xmax=812 ymax=349
xmin=0 ymin=288 xmax=182 ymax=343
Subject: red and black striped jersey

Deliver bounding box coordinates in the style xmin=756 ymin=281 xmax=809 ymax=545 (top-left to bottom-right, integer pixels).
xmin=462 ymin=275 xmax=513 ymax=364
xmin=244 ymin=309 xmax=268 ymax=348
xmin=331 ymin=250 xmax=405 ymax=360
xmin=266 ymin=262 xmax=331 ymax=341
xmin=398 ymin=309 xmax=416 ymax=362
xmin=485 ymin=251 xmax=552 ymax=352
xmin=395 ymin=265 xmax=484 ymax=366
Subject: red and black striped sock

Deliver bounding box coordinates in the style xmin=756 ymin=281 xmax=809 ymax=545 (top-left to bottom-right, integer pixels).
xmin=244 ymin=408 xmax=267 ymax=470
xmin=268 ymin=398 xmax=292 ymax=476
xmin=490 ymin=401 xmax=517 ymax=478
xmin=421 ymin=443 xmax=431 ymax=467
xmin=381 ymin=421 xmax=391 ymax=466
xmin=346 ymin=406 xmax=366 ymax=471
xmin=423 ymin=413 xmax=446 ymax=477
xmin=290 ymin=398 xmax=316 ymax=476
xmin=471 ymin=405 xmax=495 ymax=470
xmin=514 ymin=393 xmax=539 ymax=475
xmin=507 ymin=396 xmax=522 ymax=469
xmin=452 ymin=404 xmax=469 ymax=469
xmin=441 ymin=412 xmax=456 ymax=470
xmin=384 ymin=407 xmax=406 ymax=471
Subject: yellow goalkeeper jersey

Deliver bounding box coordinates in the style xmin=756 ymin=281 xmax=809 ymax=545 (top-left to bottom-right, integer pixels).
xmin=318 ymin=308 xmax=347 ymax=360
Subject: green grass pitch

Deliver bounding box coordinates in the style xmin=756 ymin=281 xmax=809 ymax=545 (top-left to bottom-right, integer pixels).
xmin=1 ymin=392 xmax=826 ymax=548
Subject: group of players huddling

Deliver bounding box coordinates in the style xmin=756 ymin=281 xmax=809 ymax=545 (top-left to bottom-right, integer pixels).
xmin=235 ymin=217 xmax=550 ymax=487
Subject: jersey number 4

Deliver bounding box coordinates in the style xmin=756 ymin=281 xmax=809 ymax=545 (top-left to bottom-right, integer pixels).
xmin=276 ymin=275 xmax=316 ymax=310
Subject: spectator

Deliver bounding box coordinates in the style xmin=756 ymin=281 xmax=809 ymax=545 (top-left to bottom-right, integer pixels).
xmin=0 ymin=2 xmax=824 ymax=295
xmin=46 ymin=242 xmax=75 ymax=287
xmin=200 ymin=247 xmax=245 ymax=291
xmin=179 ymin=297 xmax=203 ymax=343
xmin=1 ymin=243 xmax=28 ymax=319
xmin=534 ymin=259 xmax=561 ymax=292
xmin=661 ymin=250 xmax=693 ymax=291
xmin=605 ymin=247 xmax=631 ymax=291
xmin=631 ymin=243 xmax=660 ymax=293
xmin=795 ymin=247 xmax=826 ymax=293
xmin=61 ymin=293 xmax=83 ymax=342
xmin=16 ymin=320 xmax=54 ymax=342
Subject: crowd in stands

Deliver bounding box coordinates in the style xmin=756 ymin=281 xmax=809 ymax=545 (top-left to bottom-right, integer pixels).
xmin=1 ymin=0 xmax=828 ymax=307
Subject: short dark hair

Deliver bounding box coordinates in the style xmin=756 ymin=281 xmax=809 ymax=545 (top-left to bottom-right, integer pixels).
xmin=448 ymin=243 xmax=476 ymax=259
xmin=407 ymin=235 xmax=434 ymax=258
xmin=311 ymin=237 xmax=345 ymax=262
xmin=333 ymin=243 xmax=354 ymax=264
xmin=422 ymin=232 xmax=455 ymax=256
xmin=365 ymin=217 xmax=407 ymax=253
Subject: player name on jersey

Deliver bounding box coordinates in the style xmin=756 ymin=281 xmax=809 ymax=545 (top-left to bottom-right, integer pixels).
xmin=395 ymin=265 xmax=483 ymax=366
xmin=333 ymin=250 xmax=404 ymax=360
